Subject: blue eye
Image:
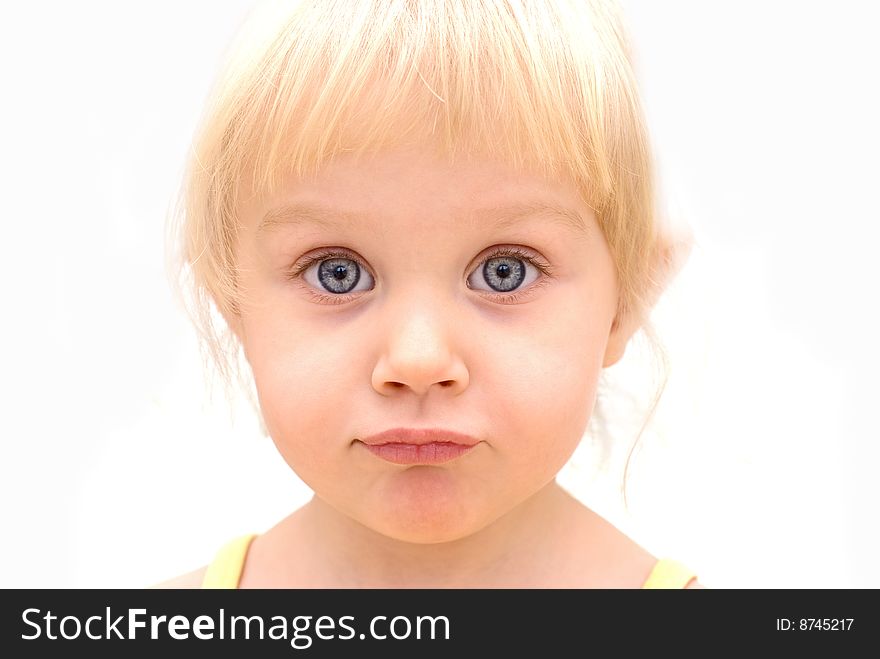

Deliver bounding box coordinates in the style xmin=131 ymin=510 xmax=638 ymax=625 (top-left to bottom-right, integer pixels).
xmin=465 ymin=246 xmax=549 ymax=296
xmin=316 ymin=257 xmax=363 ymax=294
xmin=478 ymin=255 xmax=527 ymax=292
xmin=292 ymin=253 xmax=374 ymax=297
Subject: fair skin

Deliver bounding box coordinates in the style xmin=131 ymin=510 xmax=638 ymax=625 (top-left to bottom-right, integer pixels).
xmin=156 ymin=145 xmax=702 ymax=588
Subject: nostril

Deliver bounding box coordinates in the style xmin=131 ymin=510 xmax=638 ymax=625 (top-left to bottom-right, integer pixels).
xmin=385 ymin=380 xmax=455 ymax=390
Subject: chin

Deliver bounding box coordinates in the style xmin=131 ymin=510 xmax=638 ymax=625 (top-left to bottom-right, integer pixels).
xmin=367 ymin=479 xmax=489 ymax=544
xmin=372 ymin=513 xmax=483 ymax=545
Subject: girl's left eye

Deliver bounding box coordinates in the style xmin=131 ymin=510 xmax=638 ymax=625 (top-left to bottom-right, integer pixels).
xmin=287 ymin=246 xmax=553 ymax=305
xmin=465 ymin=247 xmax=551 ymax=299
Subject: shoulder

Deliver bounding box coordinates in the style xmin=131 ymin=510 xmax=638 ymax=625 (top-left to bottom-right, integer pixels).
xmin=643 ymin=559 xmax=706 ymax=590
xmin=148 ymin=566 xmax=207 ymax=589
xmin=585 ymin=523 xmax=705 ymax=589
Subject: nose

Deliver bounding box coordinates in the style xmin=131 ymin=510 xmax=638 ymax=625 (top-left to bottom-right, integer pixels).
xmin=371 ymin=296 xmax=469 ymax=398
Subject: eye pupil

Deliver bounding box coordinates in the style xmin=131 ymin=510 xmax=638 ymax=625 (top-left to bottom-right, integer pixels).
xmin=333 ymin=265 xmax=347 ymax=280
xmin=496 ymin=263 xmax=510 ymax=279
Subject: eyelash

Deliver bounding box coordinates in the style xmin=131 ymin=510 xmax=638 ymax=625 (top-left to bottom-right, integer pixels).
xmin=286 ymin=246 xmax=554 ymax=306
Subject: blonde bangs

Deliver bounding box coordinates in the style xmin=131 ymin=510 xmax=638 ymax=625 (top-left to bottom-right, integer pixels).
xmin=220 ymin=0 xmax=639 ymax=186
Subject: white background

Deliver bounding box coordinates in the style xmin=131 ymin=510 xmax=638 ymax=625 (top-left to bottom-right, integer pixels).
xmin=1 ymin=1 xmax=877 ymax=588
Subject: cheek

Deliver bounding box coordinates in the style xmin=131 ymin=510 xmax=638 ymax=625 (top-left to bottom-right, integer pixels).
xmin=482 ymin=300 xmax=607 ymax=465
xmin=242 ymin=314 xmax=352 ymax=464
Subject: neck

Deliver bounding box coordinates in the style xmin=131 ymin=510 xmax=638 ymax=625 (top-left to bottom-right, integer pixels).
xmin=293 ymin=480 xmax=587 ymax=587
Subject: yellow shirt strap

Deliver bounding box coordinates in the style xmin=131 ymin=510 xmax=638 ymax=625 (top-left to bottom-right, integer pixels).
xmin=641 ymin=558 xmax=698 ymax=589
xmin=201 ymin=534 xmax=258 ymax=589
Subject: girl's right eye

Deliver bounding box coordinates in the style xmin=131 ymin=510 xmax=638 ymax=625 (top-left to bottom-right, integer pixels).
xmin=288 ymin=249 xmax=375 ymax=305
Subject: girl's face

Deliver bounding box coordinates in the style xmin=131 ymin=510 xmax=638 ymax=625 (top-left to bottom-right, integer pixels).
xmin=231 ymin=146 xmax=628 ymax=543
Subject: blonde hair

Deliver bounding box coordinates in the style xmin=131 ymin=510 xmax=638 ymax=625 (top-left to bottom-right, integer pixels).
xmin=168 ymin=0 xmax=689 ymax=501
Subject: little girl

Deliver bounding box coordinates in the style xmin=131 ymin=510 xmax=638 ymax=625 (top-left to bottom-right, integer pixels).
xmin=159 ymin=0 xmax=701 ymax=589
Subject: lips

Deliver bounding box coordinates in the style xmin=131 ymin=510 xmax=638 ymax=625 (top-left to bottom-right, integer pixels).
xmin=356 ymin=427 xmax=480 ymax=465
xmin=358 ymin=427 xmax=480 ymax=447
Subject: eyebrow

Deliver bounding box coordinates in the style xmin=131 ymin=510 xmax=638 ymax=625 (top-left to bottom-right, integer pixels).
xmin=257 ymin=200 xmax=591 ymax=237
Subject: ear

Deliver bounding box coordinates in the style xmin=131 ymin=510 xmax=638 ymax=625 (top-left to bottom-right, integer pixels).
xmin=602 ymin=222 xmax=695 ymax=368
xmin=602 ymin=310 xmax=639 ymax=368
xmin=217 ymin=298 xmax=246 ymax=346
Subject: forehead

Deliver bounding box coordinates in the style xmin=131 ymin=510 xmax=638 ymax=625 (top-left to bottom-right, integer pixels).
xmin=245 ymin=146 xmax=597 ymax=240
